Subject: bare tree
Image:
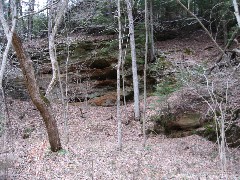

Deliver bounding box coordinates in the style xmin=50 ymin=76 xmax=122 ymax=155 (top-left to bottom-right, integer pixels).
xmin=117 ymin=0 xmax=122 ymax=150
xmin=143 ymin=0 xmax=149 ymax=147
xmin=232 ymin=0 xmax=240 ymax=27
xmin=12 ymin=33 xmax=62 ymax=152
xmin=176 ymin=0 xmax=240 ymax=175
xmin=0 ymin=4 xmax=16 ymax=177
xmin=125 ymin=0 xmax=140 ymax=120
xmin=45 ymin=0 xmax=68 ymax=97
xmin=178 ymin=63 xmax=229 ymax=174
xmin=0 ymin=1 xmax=62 ymax=152
xmin=0 ymin=0 xmax=16 ymax=89
xmin=149 ymin=0 xmax=155 ymax=62
xmin=47 ymin=0 xmax=53 ymax=37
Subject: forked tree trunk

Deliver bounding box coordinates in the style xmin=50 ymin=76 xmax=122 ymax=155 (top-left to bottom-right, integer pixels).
xmin=12 ymin=33 xmax=62 ymax=152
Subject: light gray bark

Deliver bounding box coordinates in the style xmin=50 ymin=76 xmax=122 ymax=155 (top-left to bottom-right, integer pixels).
xmin=117 ymin=0 xmax=122 ymax=150
xmin=125 ymin=0 xmax=140 ymax=120
xmin=0 ymin=0 xmax=17 ymax=89
xmin=233 ymin=0 xmax=240 ymax=27
xmin=46 ymin=0 xmax=68 ymax=96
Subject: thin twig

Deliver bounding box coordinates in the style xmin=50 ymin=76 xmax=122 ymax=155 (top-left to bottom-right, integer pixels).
xmin=17 ymin=1 xmax=59 ymax=19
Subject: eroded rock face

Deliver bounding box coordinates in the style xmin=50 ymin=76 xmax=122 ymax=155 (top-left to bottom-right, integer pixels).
xmin=151 ymin=110 xmax=203 ymax=136
xmin=148 ymin=87 xmax=240 ymax=147
xmin=148 ymin=87 xmax=208 ymax=137
xmin=166 ymin=113 xmax=202 ymax=131
xmin=14 ymin=39 xmax=120 ymax=104
xmin=7 ymin=36 xmax=154 ymax=105
xmin=34 ymin=39 xmax=138 ymax=105
xmin=196 ymin=123 xmax=240 ymax=148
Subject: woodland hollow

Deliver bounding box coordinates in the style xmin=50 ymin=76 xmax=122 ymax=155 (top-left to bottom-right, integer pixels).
xmin=0 ymin=0 xmax=240 ymax=179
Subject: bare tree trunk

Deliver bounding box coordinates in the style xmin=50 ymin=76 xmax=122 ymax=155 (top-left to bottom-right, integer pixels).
xmin=187 ymin=0 xmax=191 ymax=10
xmin=47 ymin=0 xmax=53 ymax=37
xmin=46 ymin=0 xmax=68 ymax=96
xmin=12 ymin=33 xmax=62 ymax=152
xmin=0 ymin=5 xmax=16 ymax=177
xmin=233 ymin=0 xmax=240 ymax=27
xmin=64 ymin=42 xmax=70 ymax=144
xmin=46 ymin=34 xmax=58 ymax=96
xmin=143 ymin=0 xmax=148 ymax=147
xmin=0 ymin=0 xmax=16 ymax=89
xmin=149 ymin=0 xmax=155 ymax=62
xmin=121 ymin=22 xmax=128 ymax=124
xmin=27 ymin=0 xmax=35 ymax=40
xmin=125 ymin=0 xmax=140 ymax=120
xmin=117 ymin=0 xmax=122 ymax=150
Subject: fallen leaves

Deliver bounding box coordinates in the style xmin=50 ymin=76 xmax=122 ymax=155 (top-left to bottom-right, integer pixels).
xmin=0 ymin=96 xmax=239 ymax=179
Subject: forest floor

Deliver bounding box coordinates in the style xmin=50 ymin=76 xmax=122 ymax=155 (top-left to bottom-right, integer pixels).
xmin=2 ymin=97 xmax=240 ymax=179
xmin=1 ymin=31 xmax=240 ymax=179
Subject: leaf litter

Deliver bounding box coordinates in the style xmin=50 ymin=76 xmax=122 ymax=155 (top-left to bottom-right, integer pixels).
xmin=0 ymin=96 xmax=239 ymax=180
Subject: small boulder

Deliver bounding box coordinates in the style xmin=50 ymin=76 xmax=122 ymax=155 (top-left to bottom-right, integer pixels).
xmin=166 ymin=113 xmax=202 ymax=131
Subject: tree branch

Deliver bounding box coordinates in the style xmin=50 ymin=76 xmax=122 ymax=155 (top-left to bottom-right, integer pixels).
xmin=17 ymin=1 xmax=59 ymax=19
xmin=176 ymin=0 xmax=225 ymax=54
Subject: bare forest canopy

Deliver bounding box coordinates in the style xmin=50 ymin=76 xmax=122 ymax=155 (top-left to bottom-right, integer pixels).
xmin=0 ymin=0 xmax=238 ymax=39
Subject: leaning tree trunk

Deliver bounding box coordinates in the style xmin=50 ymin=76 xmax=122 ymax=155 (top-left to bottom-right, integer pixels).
xmin=12 ymin=33 xmax=62 ymax=152
xmin=125 ymin=0 xmax=140 ymax=120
